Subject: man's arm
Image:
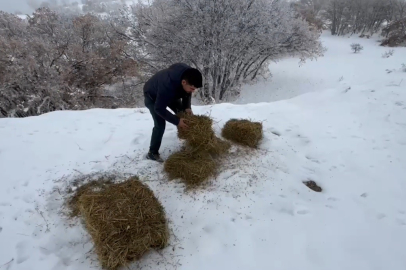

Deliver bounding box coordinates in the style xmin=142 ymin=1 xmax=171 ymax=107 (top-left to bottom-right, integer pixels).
xmin=154 ymin=86 xmax=180 ymax=126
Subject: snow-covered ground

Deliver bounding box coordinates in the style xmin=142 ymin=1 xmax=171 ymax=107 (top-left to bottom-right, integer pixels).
xmin=237 ymin=31 xmax=406 ymax=103
xmin=1 ymin=33 xmax=406 ymax=270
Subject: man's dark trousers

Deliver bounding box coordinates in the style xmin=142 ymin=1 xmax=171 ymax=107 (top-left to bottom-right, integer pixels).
xmin=144 ymin=93 xmax=183 ymax=154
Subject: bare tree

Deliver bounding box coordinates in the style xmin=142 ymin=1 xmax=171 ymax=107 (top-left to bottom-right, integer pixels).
xmin=293 ymin=0 xmax=326 ymax=31
xmin=323 ymin=0 xmax=395 ymax=36
xmin=389 ymin=0 xmax=406 ymax=20
xmin=381 ymin=16 xmax=406 ymax=47
xmin=65 ymin=13 xmax=139 ymax=106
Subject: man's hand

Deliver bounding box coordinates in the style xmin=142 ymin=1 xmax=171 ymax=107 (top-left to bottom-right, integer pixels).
xmin=178 ymin=118 xmax=189 ymax=129
xmin=185 ymin=109 xmax=193 ymax=115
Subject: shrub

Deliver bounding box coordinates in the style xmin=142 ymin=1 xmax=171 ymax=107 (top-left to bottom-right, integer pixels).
xmin=382 ymin=49 xmax=395 ymax=58
xmin=351 ymin=43 xmax=364 ymax=53
xmin=381 ymin=17 xmax=406 ymax=47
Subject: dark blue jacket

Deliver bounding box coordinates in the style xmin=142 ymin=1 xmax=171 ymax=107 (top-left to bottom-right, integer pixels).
xmin=143 ymin=63 xmax=192 ymax=126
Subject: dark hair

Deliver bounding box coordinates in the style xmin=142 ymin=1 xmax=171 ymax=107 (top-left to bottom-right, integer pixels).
xmin=181 ymin=68 xmax=203 ymax=88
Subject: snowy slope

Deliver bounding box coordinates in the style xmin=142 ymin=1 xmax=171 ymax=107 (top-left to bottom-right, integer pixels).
xmin=237 ymin=31 xmax=406 ymax=103
xmin=1 ymin=35 xmax=406 ymax=270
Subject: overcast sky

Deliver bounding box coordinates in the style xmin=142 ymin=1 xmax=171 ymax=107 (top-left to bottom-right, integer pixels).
xmin=0 ymin=0 xmax=80 ymax=14
xmin=0 ymin=0 xmax=34 ymax=14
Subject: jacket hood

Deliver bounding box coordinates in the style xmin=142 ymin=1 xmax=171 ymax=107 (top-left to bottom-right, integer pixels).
xmin=167 ymin=63 xmax=191 ymax=83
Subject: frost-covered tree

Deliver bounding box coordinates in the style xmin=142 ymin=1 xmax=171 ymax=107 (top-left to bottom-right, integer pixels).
xmin=292 ymin=0 xmax=326 ymax=31
xmin=65 ymin=13 xmax=139 ymax=104
xmin=389 ymin=0 xmax=406 ymax=20
xmin=118 ymin=0 xmax=323 ymax=102
xmin=0 ymin=8 xmax=140 ymax=118
xmin=381 ymin=16 xmax=406 ymax=47
xmin=293 ymin=0 xmax=405 ymax=42
xmin=0 ymin=9 xmax=67 ymax=117
xmin=323 ymin=0 xmax=394 ymax=36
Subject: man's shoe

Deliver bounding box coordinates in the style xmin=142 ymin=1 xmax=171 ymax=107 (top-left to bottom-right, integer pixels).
xmin=146 ymin=151 xmax=164 ymax=163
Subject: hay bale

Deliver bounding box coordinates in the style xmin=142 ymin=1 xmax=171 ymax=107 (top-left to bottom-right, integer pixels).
xmin=164 ymin=149 xmax=217 ymax=187
xmin=177 ymin=112 xmax=214 ymax=148
xmin=177 ymin=112 xmax=231 ymax=156
xmin=166 ymin=113 xmax=231 ymax=187
xmin=75 ymin=177 xmax=168 ymax=270
xmin=221 ymin=119 xmax=263 ymax=148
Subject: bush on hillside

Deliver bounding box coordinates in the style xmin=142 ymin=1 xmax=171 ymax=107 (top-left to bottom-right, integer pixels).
xmin=381 ymin=17 xmax=406 ymax=47
xmin=0 ymin=9 xmax=141 ymax=118
xmin=294 ymin=0 xmax=405 ymax=37
xmin=382 ymin=49 xmax=395 ymax=58
xmin=351 ymin=43 xmax=364 ymax=53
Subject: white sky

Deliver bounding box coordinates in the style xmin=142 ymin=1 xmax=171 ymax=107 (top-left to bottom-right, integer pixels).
xmin=0 ymin=0 xmax=33 ymax=14
xmin=0 ymin=0 xmax=142 ymax=14
xmin=0 ymin=0 xmax=79 ymax=14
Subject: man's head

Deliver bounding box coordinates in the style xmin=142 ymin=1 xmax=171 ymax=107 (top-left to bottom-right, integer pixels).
xmin=181 ymin=68 xmax=203 ymax=93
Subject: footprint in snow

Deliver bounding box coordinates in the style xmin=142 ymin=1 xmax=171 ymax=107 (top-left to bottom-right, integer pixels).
xmin=297 ymin=134 xmax=311 ymax=144
xmin=202 ymin=226 xmax=213 ymax=233
xmin=396 ymin=219 xmax=406 ymax=226
xmin=296 ymin=209 xmax=309 ymax=215
xmin=306 ymin=155 xmax=320 ymax=164
xmin=280 ymin=207 xmax=294 ymax=216
xmin=22 ymin=193 xmax=35 ymax=204
xmin=327 ymin=197 xmax=339 ymax=201
xmin=268 ymin=128 xmax=281 ymax=136
xmin=58 ymin=257 xmax=72 ymax=267
xmin=132 ymin=134 xmax=144 ymax=145
xmin=294 ymin=203 xmax=310 ymax=215
xmin=377 ymin=213 xmax=386 ymax=220
xmin=16 ymin=241 xmax=30 ymax=264
xmin=39 ymin=246 xmax=53 ymax=256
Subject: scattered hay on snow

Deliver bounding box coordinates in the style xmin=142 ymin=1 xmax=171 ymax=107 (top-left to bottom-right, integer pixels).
xmin=70 ymin=176 xmax=169 ymax=270
xmin=221 ymin=119 xmax=263 ymax=148
xmin=207 ymin=136 xmax=231 ymax=157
